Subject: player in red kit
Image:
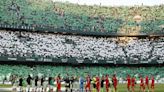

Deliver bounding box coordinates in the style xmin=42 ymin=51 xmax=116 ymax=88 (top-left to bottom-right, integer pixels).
xmin=131 ymin=76 xmax=135 ymax=92
xmin=145 ymin=76 xmax=149 ymax=92
xmin=85 ymin=75 xmax=91 ymax=92
xmin=96 ymin=75 xmax=100 ymax=92
xmin=112 ymin=74 xmax=118 ymax=92
xmin=56 ymin=74 xmax=61 ymax=92
xmin=151 ymin=76 xmax=155 ymax=92
xmin=126 ymin=75 xmax=131 ymax=92
xmin=140 ymin=76 xmax=145 ymax=92
xmin=105 ymin=75 xmax=110 ymax=92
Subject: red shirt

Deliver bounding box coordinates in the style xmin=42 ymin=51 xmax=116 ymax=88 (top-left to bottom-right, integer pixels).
xmin=86 ymin=77 xmax=91 ymax=85
xmin=140 ymin=78 xmax=144 ymax=86
xmin=105 ymin=76 xmax=109 ymax=86
xmin=151 ymin=77 xmax=154 ymax=85
xmin=131 ymin=77 xmax=135 ymax=86
xmin=96 ymin=77 xmax=100 ymax=87
xmin=56 ymin=77 xmax=61 ymax=88
xmin=145 ymin=76 xmax=149 ymax=84
xmin=113 ymin=76 xmax=117 ymax=86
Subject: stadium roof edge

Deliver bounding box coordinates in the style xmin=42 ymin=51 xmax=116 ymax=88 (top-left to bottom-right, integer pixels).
xmin=1 ymin=26 xmax=164 ymax=37
xmin=52 ymin=0 xmax=164 ymax=7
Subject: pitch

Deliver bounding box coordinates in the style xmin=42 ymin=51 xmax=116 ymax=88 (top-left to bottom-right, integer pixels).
xmin=0 ymin=84 xmax=163 ymax=92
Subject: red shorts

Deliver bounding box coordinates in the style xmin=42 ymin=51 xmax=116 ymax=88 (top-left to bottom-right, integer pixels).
xmin=142 ymin=85 xmax=145 ymax=89
xmin=85 ymin=84 xmax=91 ymax=89
xmin=151 ymin=84 xmax=154 ymax=88
xmin=96 ymin=86 xmax=100 ymax=90
xmin=113 ymin=84 xmax=117 ymax=88
xmin=140 ymin=84 xmax=145 ymax=89
xmin=106 ymin=84 xmax=109 ymax=88
xmin=127 ymin=84 xmax=131 ymax=88
xmin=57 ymin=84 xmax=61 ymax=90
xmin=140 ymin=83 xmax=144 ymax=87
xmin=96 ymin=84 xmax=100 ymax=87
xmin=146 ymin=83 xmax=149 ymax=86
xmin=132 ymin=84 xmax=135 ymax=87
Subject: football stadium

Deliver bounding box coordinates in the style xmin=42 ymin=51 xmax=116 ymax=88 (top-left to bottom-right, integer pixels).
xmin=0 ymin=0 xmax=164 ymax=92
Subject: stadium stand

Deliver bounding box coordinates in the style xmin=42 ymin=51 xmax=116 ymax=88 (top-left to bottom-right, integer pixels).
xmin=0 ymin=30 xmax=164 ymax=64
xmin=0 ymin=0 xmax=164 ymax=34
xmin=0 ymin=1 xmax=164 ymax=91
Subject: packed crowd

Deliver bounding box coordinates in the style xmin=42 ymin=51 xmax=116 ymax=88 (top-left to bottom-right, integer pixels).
xmin=0 ymin=30 xmax=164 ymax=63
xmin=0 ymin=0 xmax=164 ymax=33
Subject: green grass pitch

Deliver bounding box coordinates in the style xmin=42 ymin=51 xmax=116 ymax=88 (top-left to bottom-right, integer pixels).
xmin=116 ymin=84 xmax=164 ymax=92
xmin=0 ymin=84 xmax=163 ymax=92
